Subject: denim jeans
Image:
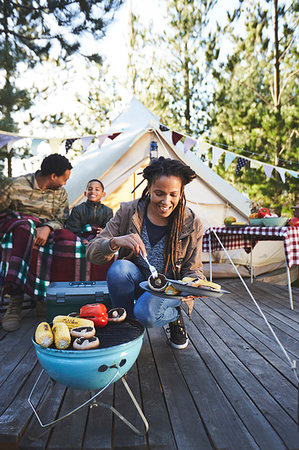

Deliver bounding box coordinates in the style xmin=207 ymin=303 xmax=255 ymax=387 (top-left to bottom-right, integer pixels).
xmin=106 ymin=259 xmax=181 ymax=327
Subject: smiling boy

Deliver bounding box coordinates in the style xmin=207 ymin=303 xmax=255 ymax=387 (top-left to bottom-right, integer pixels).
xmin=65 ymin=179 xmax=113 ymax=240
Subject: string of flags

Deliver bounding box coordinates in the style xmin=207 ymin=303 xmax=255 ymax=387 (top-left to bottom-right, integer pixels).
xmin=0 ymin=124 xmax=298 ymax=182
xmin=156 ymin=124 xmax=298 ymax=181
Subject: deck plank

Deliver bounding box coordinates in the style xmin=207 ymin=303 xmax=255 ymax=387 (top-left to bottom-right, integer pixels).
xmin=184 ymin=311 xmax=286 ymax=449
xmin=137 ymin=331 xmax=177 ymax=450
xmin=148 ymin=326 xmax=213 ymax=450
xmin=0 ymin=279 xmax=298 ymax=449
xmin=191 ymin=299 xmax=299 ymax=449
xmin=113 ymin=362 xmax=147 ymax=449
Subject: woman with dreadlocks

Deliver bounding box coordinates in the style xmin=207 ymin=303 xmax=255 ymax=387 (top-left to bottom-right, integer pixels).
xmin=86 ymin=157 xmax=205 ymax=349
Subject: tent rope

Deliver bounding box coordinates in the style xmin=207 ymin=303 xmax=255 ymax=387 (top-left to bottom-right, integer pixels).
xmin=154 ymin=128 xmax=298 ymax=382
xmin=194 ymin=203 xmax=299 ymax=384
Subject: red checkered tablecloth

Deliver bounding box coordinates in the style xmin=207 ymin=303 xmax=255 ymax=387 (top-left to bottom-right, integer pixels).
xmin=202 ymin=226 xmax=299 ymax=267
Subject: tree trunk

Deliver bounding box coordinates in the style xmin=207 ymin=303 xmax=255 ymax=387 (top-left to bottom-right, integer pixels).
xmin=273 ymin=0 xmax=280 ymax=167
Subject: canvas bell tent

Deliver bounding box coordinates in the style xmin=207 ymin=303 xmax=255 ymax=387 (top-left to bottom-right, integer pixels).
xmin=66 ymin=97 xmax=294 ymax=282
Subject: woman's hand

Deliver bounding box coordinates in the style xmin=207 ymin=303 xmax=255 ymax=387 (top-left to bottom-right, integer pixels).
xmin=110 ymin=233 xmax=146 ymax=257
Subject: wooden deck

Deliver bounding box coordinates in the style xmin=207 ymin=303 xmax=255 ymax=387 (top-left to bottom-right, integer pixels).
xmin=0 ymin=279 xmax=298 ymax=450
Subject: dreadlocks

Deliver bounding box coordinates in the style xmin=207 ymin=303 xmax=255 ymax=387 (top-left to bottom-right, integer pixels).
xmin=141 ymin=157 xmax=196 ymax=277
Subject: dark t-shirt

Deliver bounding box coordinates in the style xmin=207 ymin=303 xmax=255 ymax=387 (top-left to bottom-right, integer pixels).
xmin=144 ymin=214 xmax=168 ymax=247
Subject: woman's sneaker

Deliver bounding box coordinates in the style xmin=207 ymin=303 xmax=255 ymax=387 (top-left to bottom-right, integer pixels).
xmin=168 ymin=310 xmax=189 ymax=349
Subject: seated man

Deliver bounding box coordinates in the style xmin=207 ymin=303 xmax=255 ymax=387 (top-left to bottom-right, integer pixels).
xmin=0 ymin=153 xmax=72 ymax=332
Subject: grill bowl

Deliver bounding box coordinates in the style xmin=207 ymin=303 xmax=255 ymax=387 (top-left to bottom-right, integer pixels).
xmin=32 ymin=319 xmax=145 ymax=390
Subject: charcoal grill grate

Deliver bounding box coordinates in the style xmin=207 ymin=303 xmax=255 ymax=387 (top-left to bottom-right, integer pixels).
xmin=95 ymin=319 xmax=144 ymax=348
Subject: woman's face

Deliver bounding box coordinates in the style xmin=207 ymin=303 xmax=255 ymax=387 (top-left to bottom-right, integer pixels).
xmin=147 ymin=175 xmax=182 ymax=222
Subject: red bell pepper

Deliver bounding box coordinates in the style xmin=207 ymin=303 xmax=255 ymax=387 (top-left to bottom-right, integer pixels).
xmin=80 ymin=303 xmax=108 ymax=327
xmin=258 ymin=207 xmax=270 ymax=218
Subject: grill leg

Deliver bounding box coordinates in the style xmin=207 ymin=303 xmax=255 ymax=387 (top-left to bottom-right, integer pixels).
xmin=97 ymin=376 xmax=149 ymax=435
xmin=28 ymin=368 xmax=120 ymax=429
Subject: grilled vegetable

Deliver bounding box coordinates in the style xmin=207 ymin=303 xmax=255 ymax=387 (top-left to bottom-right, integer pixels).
xmin=182 ymin=277 xmax=221 ymax=291
xmin=165 ymin=284 xmax=180 ymax=295
xmin=53 ymin=315 xmax=94 ymax=330
xmin=35 ymin=322 xmax=53 ymax=348
xmin=52 ymin=322 xmax=71 ymax=349
xmin=80 ymin=303 xmax=108 ymax=327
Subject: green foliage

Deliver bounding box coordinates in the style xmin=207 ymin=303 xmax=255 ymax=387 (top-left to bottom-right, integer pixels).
xmin=207 ymin=0 xmax=299 ymax=215
xmin=124 ymin=0 xmax=217 ymax=137
xmin=0 ymin=0 xmax=123 ymax=175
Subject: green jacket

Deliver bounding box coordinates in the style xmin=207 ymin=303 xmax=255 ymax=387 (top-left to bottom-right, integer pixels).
xmin=65 ymin=200 xmax=113 ymax=236
xmin=0 ymin=172 xmax=69 ymax=230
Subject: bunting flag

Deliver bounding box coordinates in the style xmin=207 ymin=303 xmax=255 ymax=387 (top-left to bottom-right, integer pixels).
xmin=65 ymin=138 xmax=77 ymax=153
xmin=172 ymin=131 xmax=183 ymax=146
xmin=225 ymin=152 xmax=236 ymax=170
xmin=250 ymin=159 xmax=262 ymax=169
xmin=159 ymin=125 xmax=169 ymax=132
xmin=184 ymin=136 xmax=197 ymax=153
xmin=236 ymin=157 xmax=248 ymax=174
xmin=108 ymin=132 xmax=121 ymax=140
xmin=81 ymin=136 xmax=94 ymax=152
xmin=7 ymin=137 xmax=23 ymax=151
xmin=287 ymin=169 xmax=298 ymax=178
xmin=49 ymin=138 xmax=62 ymax=153
xmin=212 ymin=147 xmax=224 ymax=167
xmin=276 ymin=166 xmax=286 ymax=183
xmin=262 ymin=163 xmax=274 ymax=178
xmin=31 ymin=139 xmax=44 ymax=156
xmin=197 ymin=141 xmax=211 ymax=155
xmin=0 ymin=127 xmax=298 ymax=182
xmin=0 ymin=133 xmax=25 ymax=150
xmin=98 ymin=134 xmax=108 ymax=149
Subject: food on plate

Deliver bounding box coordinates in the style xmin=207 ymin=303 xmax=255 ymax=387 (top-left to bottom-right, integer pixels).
xmin=53 ymin=315 xmax=94 ymax=330
xmin=257 ymin=207 xmax=270 ymax=218
xmin=52 ymin=322 xmax=71 ymax=349
xmin=182 ymin=277 xmax=221 ymax=291
xmin=148 ymin=273 xmax=168 ymax=291
xmin=73 ymin=336 xmax=100 ymax=350
xmin=80 ymin=303 xmax=108 ymax=327
xmin=70 ymin=326 xmax=96 ymax=339
xmin=35 ymin=322 xmax=53 ymax=348
xmin=165 ymin=284 xmax=180 ymax=295
xmin=249 ymin=213 xmax=259 ymax=219
xmin=224 ymin=216 xmax=237 ymax=226
xmin=288 ymin=217 xmax=299 ymax=227
xmin=108 ymin=308 xmax=127 ymax=322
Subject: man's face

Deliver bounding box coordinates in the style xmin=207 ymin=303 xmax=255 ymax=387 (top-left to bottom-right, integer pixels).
xmin=48 ymin=169 xmax=71 ymax=190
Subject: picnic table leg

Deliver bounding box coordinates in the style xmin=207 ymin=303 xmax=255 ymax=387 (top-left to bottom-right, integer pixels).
xmin=209 ymin=233 xmax=213 ymax=282
xmin=284 ymin=253 xmax=294 ymax=310
xmin=250 ymin=237 xmax=254 ymax=284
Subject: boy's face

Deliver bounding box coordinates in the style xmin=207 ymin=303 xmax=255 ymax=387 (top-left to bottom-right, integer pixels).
xmin=85 ymin=181 xmax=105 ymax=203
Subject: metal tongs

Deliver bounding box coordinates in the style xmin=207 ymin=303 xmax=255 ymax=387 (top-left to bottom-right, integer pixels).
xmin=141 ymin=254 xmax=158 ymax=279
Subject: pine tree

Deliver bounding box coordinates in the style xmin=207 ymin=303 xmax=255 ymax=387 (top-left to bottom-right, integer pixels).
xmin=207 ymin=0 xmax=298 ymax=214
xmin=0 ymin=0 xmax=122 ymax=175
xmin=125 ymin=0 xmax=217 ymax=136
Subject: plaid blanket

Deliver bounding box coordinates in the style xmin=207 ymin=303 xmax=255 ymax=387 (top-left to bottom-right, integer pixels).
xmin=0 ymin=213 xmax=111 ymax=302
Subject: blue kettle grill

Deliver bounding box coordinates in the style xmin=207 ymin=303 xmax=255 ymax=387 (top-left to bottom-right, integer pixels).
xmin=28 ymin=319 xmax=149 ymax=435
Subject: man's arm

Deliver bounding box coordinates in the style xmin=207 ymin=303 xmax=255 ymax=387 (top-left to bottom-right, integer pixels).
xmin=43 ymin=189 xmax=69 ymax=230
xmin=0 ymin=179 xmax=13 ymax=213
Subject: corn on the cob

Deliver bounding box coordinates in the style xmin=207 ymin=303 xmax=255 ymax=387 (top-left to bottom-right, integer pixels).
xmin=52 ymin=322 xmax=71 ymax=349
xmin=52 ymin=315 xmax=94 ymax=330
xmin=35 ymin=322 xmax=53 ymax=348
xmin=182 ymin=277 xmax=221 ymax=291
